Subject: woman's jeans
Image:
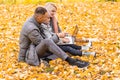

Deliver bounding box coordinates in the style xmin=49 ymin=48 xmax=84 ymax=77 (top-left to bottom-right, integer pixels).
xmin=58 ymin=44 xmax=82 ymax=56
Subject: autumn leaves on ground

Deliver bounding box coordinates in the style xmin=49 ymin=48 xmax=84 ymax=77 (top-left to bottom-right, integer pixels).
xmin=0 ymin=2 xmax=120 ymax=80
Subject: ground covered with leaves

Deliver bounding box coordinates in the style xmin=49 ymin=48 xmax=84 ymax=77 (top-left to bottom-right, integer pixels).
xmin=0 ymin=2 xmax=120 ymax=80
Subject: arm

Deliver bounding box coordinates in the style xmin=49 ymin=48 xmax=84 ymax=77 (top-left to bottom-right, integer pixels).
xmin=28 ymin=29 xmax=43 ymax=46
xmin=50 ymin=33 xmax=59 ymax=43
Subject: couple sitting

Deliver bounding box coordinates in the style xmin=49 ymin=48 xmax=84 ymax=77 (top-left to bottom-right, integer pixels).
xmin=18 ymin=3 xmax=96 ymax=68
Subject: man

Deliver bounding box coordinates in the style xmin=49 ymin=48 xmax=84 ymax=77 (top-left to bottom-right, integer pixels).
xmin=18 ymin=6 xmax=89 ymax=68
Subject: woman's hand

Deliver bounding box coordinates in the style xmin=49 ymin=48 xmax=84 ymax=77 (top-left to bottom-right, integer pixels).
xmin=57 ymin=32 xmax=68 ymax=38
xmin=61 ymin=38 xmax=70 ymax=43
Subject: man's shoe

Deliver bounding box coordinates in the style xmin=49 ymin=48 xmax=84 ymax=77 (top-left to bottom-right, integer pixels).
xmin=70 ymin=59 xmax=90 ymax=68
xmin=82 ymin=52 xmax=96 ymax=57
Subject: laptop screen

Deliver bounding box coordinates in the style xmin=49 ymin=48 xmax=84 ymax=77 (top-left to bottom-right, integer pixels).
xmin=72 ymin=25 xmax=79 ymax=37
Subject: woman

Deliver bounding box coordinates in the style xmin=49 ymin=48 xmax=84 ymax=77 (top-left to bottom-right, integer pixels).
xmin=44 ymin=2 xmax=96 ymax=57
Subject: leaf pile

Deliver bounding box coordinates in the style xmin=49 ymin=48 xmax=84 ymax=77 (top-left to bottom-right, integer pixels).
xmin=0 ymin=2 xmax=120 ymax=80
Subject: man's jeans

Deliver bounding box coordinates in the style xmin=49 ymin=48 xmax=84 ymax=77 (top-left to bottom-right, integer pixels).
xmin=36 ymin=39 xmax=68 ymax=60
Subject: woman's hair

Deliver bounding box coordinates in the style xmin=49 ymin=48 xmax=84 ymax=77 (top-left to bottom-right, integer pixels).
xmin=45 ymin=2 xmax=57 ymax=10
xmin=34 ymin=6 xmax=47 ymax=15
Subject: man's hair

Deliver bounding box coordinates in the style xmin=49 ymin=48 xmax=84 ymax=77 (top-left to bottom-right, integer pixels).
xmin=34 ymin=6 xmax=47 ymax=15
xmin=45 ymin=2 xmax=57 ymax=10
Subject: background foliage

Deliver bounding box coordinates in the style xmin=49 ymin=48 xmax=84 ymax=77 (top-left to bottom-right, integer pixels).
xmin=0 ymin=1 xmax=120 ymax=80
xmin=0 ymin=0 xmax=120 ymax=4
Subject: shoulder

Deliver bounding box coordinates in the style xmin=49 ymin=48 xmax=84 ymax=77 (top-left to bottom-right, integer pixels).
xmin=22 ymin=17 xmax=39 ymax=34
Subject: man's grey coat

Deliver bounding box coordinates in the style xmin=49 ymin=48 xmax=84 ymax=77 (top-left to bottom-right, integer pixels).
xmin=18 ymin=16 xmax=59 ymax=66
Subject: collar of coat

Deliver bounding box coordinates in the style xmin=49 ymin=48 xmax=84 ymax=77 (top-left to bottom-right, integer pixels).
xmin=31 ymin=16 xmax=42 ymax=29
